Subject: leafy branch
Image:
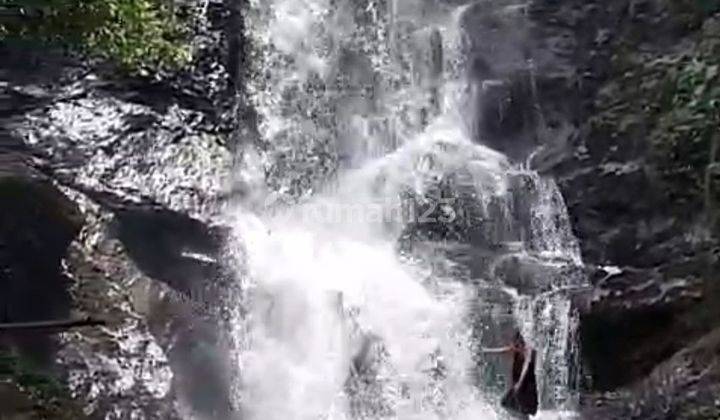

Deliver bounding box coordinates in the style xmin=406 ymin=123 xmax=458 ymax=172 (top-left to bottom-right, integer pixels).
xmin=0 ymin=0 xmax=192 ymax=73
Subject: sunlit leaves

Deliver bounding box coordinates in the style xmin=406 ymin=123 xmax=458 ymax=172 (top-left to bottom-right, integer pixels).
xmin=0 ymin=0 xmax=191 ymax=73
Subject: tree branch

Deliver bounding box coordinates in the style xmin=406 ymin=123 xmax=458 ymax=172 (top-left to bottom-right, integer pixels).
xmin=0 ymin=317 xmax=106 ymax=333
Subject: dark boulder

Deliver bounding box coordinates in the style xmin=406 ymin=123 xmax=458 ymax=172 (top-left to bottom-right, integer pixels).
xmin=583 ymin=327 xmax=720 ymax=420
xmin=579 ymin=261 xmax=708 ymax=390
xmin=64 ymin=183 xmax=231 ymax=307
xmin=0 ymin=132 xmax=83 ymax=366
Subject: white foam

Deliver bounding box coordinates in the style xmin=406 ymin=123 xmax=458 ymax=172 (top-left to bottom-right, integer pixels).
xmin=230 ymin=0 xmax=584 ymax=418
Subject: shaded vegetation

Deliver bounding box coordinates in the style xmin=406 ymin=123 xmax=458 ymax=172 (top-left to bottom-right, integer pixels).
xmin=650 ymin=15 xmax=720 ymax=215
xmin=0 ymin=0 xmax=191 ymax=72
xmin=653 ymin=54 xmax=720 ymax=208
xmin=590 ymin=10 xmax=720 ymax=217
xmin=0 ymin=350 xmax=85 ymax=419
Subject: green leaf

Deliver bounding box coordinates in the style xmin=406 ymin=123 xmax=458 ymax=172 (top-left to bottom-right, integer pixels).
xmin=0 ymin=0 xmax=191 ymax=73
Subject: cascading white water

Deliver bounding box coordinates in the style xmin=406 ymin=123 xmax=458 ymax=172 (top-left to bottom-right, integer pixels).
xmin=230 ymin=1 xmax=585 ymax=419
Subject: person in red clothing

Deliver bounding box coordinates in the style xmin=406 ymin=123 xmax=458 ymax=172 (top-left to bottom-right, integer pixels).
xmin=482 ymin=330 xmax=539 ymax=418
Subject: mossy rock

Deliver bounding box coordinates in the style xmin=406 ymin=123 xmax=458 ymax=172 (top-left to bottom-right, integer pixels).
xmin=591 ymin=10 xmax=720 ymax=216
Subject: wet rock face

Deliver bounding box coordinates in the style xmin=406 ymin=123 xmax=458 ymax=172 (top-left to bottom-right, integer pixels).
xmin=522 ymin=0 xmax=720 ymax=405
xmin=461 ymin=1 xmax=539 ymax=160
xmin=521 ymin=0 xmax=718 ymax=266
xmin=582 ymin=327 xmax=720 ymax=420
xmin=0 ymin=1 xmax=242 ymax=416
xmin=0 ymin=133 xmax=82 ymax=363
xmin=580 ymin=267 xmax=701 ymax=390
xmin=578 ymin=250 xmax=720 ymax=390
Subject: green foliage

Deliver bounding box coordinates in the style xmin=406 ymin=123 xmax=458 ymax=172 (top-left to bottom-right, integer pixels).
xmin=0 ymin=0 xmax=191 ymax=73
xmin=650 ymin=15 xmax=720 ymax=210
xmin=0 ymin=350 xmax=85 ymax=419
xmin=591 ymin=15 xmax=720 ymax=214
xmin=0 ymin=351 xmax=65 ymax=401
xmin=695 ymin=0 xmax=720 ymax=15
xmin=652 ymin=57 xmax=720 ymax=205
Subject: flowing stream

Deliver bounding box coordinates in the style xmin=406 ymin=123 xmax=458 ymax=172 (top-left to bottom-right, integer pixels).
xmin=229 ymin=1 xmax=585 ymax=419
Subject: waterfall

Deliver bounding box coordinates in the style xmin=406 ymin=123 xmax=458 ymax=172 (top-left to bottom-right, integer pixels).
xmin=229 ymin=1 xmax=585 ymax=419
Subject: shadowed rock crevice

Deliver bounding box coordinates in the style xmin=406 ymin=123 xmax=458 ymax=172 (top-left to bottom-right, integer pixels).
xmin=110 ymin=203 xmax=228 ymax=299
xmin=583 ymin=325 xmax=720 ymax=420
xmin=0 ymin=133 xmax=83 ymax=369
